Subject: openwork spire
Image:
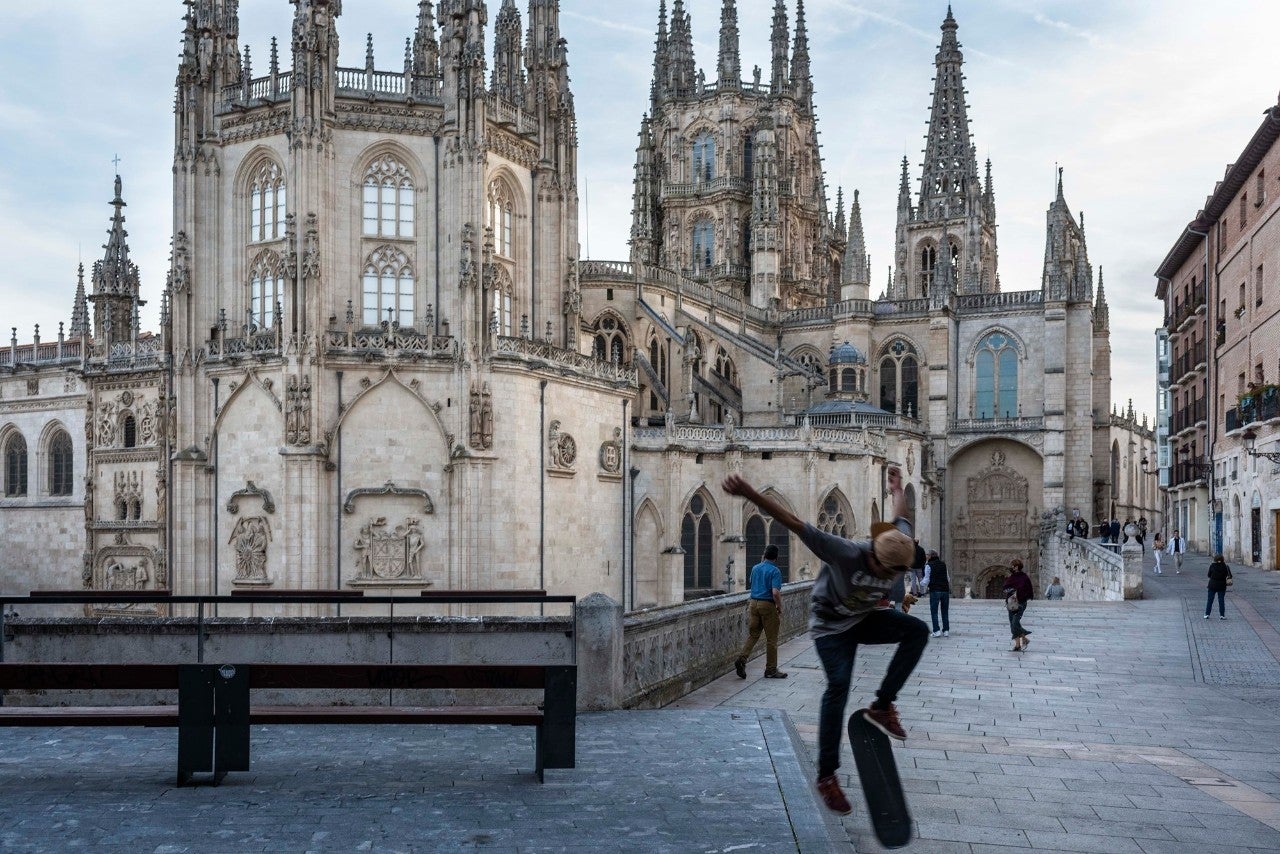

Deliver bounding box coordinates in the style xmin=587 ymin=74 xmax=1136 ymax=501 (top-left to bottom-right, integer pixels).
xmin=412 ymin=1 xmax=440 ymax=76
xmin=1042 ymin=168 xmax=1092 ymax=302
xmin=1094 ymin=266 xmax=1109 ymax=332
xmin=790 ymin=0 xmax=811 ymax=106
xmin=668 ymin=0 xmax=696 ymax=95
xmin=92 ymin=176 xmax=140 ymax=299
xmin=842 ymin=189 xmax=869 ymax=287
xmin=717 ymin=0 xmax=740 ymax=87
xmin=770 ymin=0 xmax=789 ymax=94
xmin=918 ymin=7 xmax=978 ymax=220
xmin=70 ymin=263 xmax=90 ymax=339
xmin=491 ymin=0 xmax=523 ymax=101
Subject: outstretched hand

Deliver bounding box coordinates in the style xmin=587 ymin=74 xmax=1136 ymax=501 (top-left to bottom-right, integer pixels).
xmin=722 ymin=474 xmax=752 ymax=498
xmin=886 ymin=465 xmax=903 ymax=495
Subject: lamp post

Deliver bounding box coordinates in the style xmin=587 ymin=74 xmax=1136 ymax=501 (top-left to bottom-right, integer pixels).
xmin=1140 ymin=454 xmax=1166 ymax=536
xmin=1176 ymin=446 xmax=1217 ymax=553
xmin=1242 ymin=428 xmax=1280 ymax=463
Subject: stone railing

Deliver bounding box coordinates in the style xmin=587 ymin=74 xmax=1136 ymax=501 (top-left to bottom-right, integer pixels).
xmin=1 ymin=337 xmax=84 ymax=369
xmin=494 ymin=335 xmax=637 ymax=385
xmin=1038 ymin=529 xmax=1141 ymax=601
xmin=486 ymin=92 xmax=537 ymax=135
xmin=324 ymin=329 xmax=456 ymax=360
xmin=956 ymin=290 xmax=1043 ymax=313
xmin=949 ymin=416 xmax=1044 ymax=433
xmin=632 ymin=422 xmax=888 ymax=455
xmin=620 ymin=582 xmax=813 ymax=708
xmin=781 ymin=298 xmax=876 ymax=325
xmin=220 ymin=68 xmax=443 ymax=112
xmin=789 ymin=410 xmax=917 ymax=431
xmin=209 ymin=329 xmax=283 ymax=361
xmin=578 ymin=260 xmax=773 ymax=326
xmin=85 ymin=337 xmax=164 ymax=371
xmin=662 ymin=176 xmax=752 ymax=198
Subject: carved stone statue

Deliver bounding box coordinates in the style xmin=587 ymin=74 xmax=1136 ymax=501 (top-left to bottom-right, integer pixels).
xmin=479 ymin=383 xmax=493 ymax=449
xmin=548 ymin=420 xmax=577 ymax=470
xmin=286 ymin=375 xmax=312 ymax=446
xmin=229 ymin=516 xmax=271 ymax=582
xmin=469 ymin=385 xmax=483 ymax=448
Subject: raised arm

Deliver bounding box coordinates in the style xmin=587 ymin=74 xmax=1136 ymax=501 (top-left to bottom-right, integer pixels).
xmin=722 ymin=474 xmax=807 ymax=536
xmin=886 ymin=465 xmax=907 ymax=520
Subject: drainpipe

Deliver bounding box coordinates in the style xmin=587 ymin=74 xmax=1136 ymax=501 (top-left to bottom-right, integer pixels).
xmin=211 ymin=377 xmax=220 ymax=605
xmin=433 ymin=135 xmax=441 ymax=335
xmin=335 ymin=371 xmax=344 ymax=591
xmin=621 ymin=397 xmax=629 ymax=610
xmin=531 ymin=169 xmax=538 ymax=335
xmin=1187 ymin=225 xmax=1214 ymax=554
xmin=539 ymin=379 xmax=547 ymax=601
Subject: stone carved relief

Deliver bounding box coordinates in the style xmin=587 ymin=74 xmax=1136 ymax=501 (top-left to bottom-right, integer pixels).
xmin=139 ymin=401 xmax=157 ymax=446
xmin=599 ymin=428 xmax=622 ymax=475
xmin=907 ymin=445 xmax=915 ymax=476
xmin=301 ymin=213 xmax=321 ymax=280
xmin=169 ymin=230 xmax=191 ymax=294
xmin=113 ymin=471 xmax=143 ymax=521
xmin=353 ymin=517 xmax=426 ymax=583
xmin=226 ymin=481 xmax=276 ymax=515
xmin=286 ymin=375 xmax=312 ymax=445
xmin=469 ymin=383 xmax=494 ymax=450
xmin=342 ymin=481 xmax=434 ymax=515
xmin=229 ymin=516 xmax=272 ymax=583
xmin=91 ymin=539 xmax=159 ymax=610
xmin=459 ymin=223 xmax=475 ymax=288
xmin=548 ymin=420 xmax=576 ymax=471
xmin=26 ymin=378 xmax=38 ymax=396
xmin=97 ymin=401 xmax=117 ymax=447
xmin=106 ymin=558 xmax=149 ymax=590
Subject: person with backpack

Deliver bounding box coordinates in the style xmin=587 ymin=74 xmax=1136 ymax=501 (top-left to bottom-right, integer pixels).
xmin=1003 ymin=559 xmax=1034 ymax=652
xmin=1205 ymin=554 xmax=1233 ymax=620
xmin=922 ymin=549 xmax=950 ymax=637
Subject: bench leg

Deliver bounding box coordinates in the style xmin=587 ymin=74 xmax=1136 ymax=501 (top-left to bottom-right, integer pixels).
xmin=177 ymin=666 xmax=215 ymax=787
xmin=540 ymin=665 xmax=576 ymax=775
xmin=178 ymin=664 xmax=251 ymax=786
xmin=213 ymin=665 xmax=250 ymax=781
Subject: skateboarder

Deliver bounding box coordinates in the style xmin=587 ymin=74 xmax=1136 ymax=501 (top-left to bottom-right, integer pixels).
xmin=722 ymin=466 xmax=929 ymax=815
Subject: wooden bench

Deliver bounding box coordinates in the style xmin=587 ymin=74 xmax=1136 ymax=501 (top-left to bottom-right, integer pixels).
xmin=0 ymin=661 xmax=575 ymax=785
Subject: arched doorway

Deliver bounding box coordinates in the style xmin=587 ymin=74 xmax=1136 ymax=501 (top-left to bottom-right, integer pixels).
xmin=978 ymin=566 xmax=1008 ymax=599
xmin=948 ymin=443 xmax=1043 ymax=596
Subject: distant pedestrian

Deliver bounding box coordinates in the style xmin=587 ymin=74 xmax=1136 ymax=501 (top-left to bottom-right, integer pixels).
xmin=1167 ymin=530 xmax=1186 ymax=573
xmin=1073 ymin=518 xmax=1088 ymax=539
xmin=1152 ymin=532 xmax=1165 ymax=574
xmin=1045 ymin=576 xmax=1065 ymax=600
xmin=734 ymin=544 xmax=786 ymax=679
xmin=1109 ymin=518 xmax=1121 ymax=545
xmin=1204 ymin=554 xmax=1233 ymax=620
xmin=923 ymin=549 xmax=951 ymax=637
xmin=1003 ymin=558 xmax=1034 ymax=652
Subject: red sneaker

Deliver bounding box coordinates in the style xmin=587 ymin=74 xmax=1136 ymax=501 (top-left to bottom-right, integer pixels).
xmin=864 ymin=703 xmax=907 ymax=741
xmin=816 ymin=774 xmax=852 ymax=815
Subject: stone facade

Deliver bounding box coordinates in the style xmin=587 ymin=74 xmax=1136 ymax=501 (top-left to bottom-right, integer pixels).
xmin=1156 ymin=95 xmax=1280 ymax=565
xmin=1 ymin=2 xmax=1158 ymax=608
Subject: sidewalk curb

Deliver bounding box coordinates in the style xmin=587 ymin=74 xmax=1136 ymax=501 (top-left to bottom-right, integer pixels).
xmin=760 ymin=708 xmax=850 ymax=853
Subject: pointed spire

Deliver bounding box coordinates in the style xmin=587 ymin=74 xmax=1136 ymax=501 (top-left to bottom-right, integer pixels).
xmin=70 ymin=263 xmax=90 ymax=340
xmin=834 ymin=187 xmax=846 ymax=237
xmin=89 ymin=174 xmax=143 ymax=345
xmin=651 ymin=0 xmax=670 ymax=107
xmin=365 ymin=33 xmax=375 ymax=72
xmin=842 ymin=190 xmax=869 ymax=287
xmin=412 ymin=1 xmax=440 ymax=78
xmin=790 ymin=0 xmax=811 ymax=106
xmin=717 ymin=0 xmax=740 ymax=88
xmin=983 ymin=157 xmax=996 ymax=218
xmin=770 ymin=0 xmax=789 ymax=94
xmin=918 ymin=7 xmax=978 ymax=220
xmin=668 ymin=0 xmax=696 ymax=95
xmin=492 ymin=0 xmax=524 ymax=102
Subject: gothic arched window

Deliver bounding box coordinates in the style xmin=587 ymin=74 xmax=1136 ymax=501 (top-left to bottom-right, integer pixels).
xmin=919 ymin=244 xmax=936 ymax=295
xmin=362 ymin=155 xmax=414 ymax=238
xmin=48 ymin=430 xmax=73 ymax=497
xmin=592 ymin=314 xmax=628 ymax=364
xmin=742 ymin=134 xmax=753 ymax=182
xmin=492 ymin=267 xmax=514 ymax=337
xmin=681 ymin=492 xmax=715 ymax=590
xmin=713 ymin=347 xmax=738 ymax=387
xmin=249 ymin=160 xmax=286 ymax=243
xmin=691 ymin=220 xmax=714 ymax=274
xmin=122 ymin=415 xmax=137 ymax=449
xmin=692 ymin=132 xmax=715 ymax=183
xmin=488 ymin=178 xmax=516 ymax=259
xmin=879 ymin=339 xmax=919 ymax=417
xmin=817 ymin=492 xmax=853 ymax=539
xmin=745 ymin=507 xmax=791 ymax=582
xmin=4 ymin=432 xmax=27 ymax=497
xmin=362 ymin=246 xmax=415 ymax=328
xmin=248 ymin=251 xmax=283 ymax=331
xmin=975 ymin=332 xmax=1018 ymax=419
xmin=647 ymin=333 xmax=668 ymax=412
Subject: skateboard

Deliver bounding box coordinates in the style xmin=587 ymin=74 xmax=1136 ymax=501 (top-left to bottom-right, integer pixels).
xmin=848 ymin=708 xmax=912 ymax=848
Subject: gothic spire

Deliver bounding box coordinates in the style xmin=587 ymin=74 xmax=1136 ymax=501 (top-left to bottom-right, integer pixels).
xmin=1041 ymin=167 xmax=1091 ymax=302
xmin=790 ymin=0 xmax=811 ymax=106
xmin=770 ymin=0 xmax=789 ymax=94
xmin=918 ymin=7 xmax=978 ymax=221
xmin=983 ymin=157 xmax=996 ymax=218
xmin=842 ymin=189 xmax=869 ymax=287
xmin=668 ymin=0 xmax=696 ymax=95
xmin=92 ymin=176 xmax=140 ymax=299
xmin=651 ymin=0 xmax=670 ymax=107
xmin=412 ymin=1 xmax=440 ymax=77
xmin=70 ymin=263 xmax=90 ymax=340
xmin=717 ymin=0 xmax=740 ymax=88
xmin=1094 ymin=266 xmax=1109 ymax=332
xmin=834 ymin=187 xmax=846 ymax=237
xmin=492 ymin=0 xmax=524 ymax=102
xmin=897 ymin=155 xmax=912 ymax=221
xmin=630 ymin=114 xmax=660 ymax=264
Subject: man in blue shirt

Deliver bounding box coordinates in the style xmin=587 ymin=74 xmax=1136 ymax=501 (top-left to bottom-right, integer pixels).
xmin=734 ymin=544 xmax=787 ymax=679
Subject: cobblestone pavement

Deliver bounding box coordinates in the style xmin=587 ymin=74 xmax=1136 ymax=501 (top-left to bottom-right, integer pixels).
xmin=0 ymin=706 xmax=841 ymax=853
xmin=674 ymin=551 xmax=1280 ymax=852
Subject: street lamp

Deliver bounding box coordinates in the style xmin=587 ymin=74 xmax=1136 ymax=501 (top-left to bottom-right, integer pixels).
xmin=1177 ymin=446 xmax=1213 ymax=475
xmin=1242 ymin=428 xmax=1280 ymax=463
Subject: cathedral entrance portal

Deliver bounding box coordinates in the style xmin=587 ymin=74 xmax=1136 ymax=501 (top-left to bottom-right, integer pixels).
xmin=949 ymin=445 xmax=1042 ymax=598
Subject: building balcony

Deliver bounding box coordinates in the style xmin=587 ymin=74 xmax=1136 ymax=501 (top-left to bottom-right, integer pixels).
xmin=948 ymin=416 xmax=1045 ymax=433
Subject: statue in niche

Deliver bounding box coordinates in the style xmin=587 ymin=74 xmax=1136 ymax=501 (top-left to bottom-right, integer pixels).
xmin=229 ymin=516 xmax=271 ymax=582
xmin=469 ymin=385 xmax=483 ymax=448
xmin=548 ymin=421 xmax=576 ymax=470
xmin=459 ymin=223 xmax=475 ymax=288
xmin=479 ymin=383 xmax=493 ymax=449
xmin=286 ymin=375 xmax=312 ymax=445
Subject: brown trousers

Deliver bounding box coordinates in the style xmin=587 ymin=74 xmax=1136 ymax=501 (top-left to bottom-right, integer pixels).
xmin=739 ymin=598 xmax=781 ymax=673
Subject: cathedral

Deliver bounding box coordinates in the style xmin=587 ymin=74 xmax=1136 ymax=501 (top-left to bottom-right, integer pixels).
xmin=0 ymin=1 xmax=1158 ymax=610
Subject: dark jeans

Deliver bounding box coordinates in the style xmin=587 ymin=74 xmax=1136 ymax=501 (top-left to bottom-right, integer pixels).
xmin=1008 ymin=603 xmax=1028 ymax=639
xmin=1205 ymin=589 xmax=1226 ymax=617
xmin=929 ymin=591 xmax=950 ymax=632
xmin=813 ymin=609 xmax=929 ymax=778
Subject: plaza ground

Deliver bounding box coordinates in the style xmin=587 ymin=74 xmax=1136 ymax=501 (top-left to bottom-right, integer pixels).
xmin=3 ymin=550 xmax=1280 ymax=851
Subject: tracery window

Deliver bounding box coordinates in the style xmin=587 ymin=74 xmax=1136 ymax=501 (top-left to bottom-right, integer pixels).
xmin=691 ymin=220 xmax=714 ymax=273
xmin=362 ymin=156 xmax=414 ymax=238
xmin=488 ymin=178 xmax=516 ymax=259
xmin=48 ymin=430 xmax=73 ymax=497
xmin=817 ymin=492 xmax=852 ymax=539
xmin=975 ymin=332 xmax=1018 ymax=419
xmin=249 ymin=161 xmax=286 ymax=243
xmin=592 ymin=315 xmax=628 ymax=364
xmin=919 ymin=244 xmax=936 ymax=295
xmin=492 ymin=266 xmax=514 ymax=337
xmin=745 ymin=508 xmax=790 ymax=582
xmin=362 ymin=246 xmax=415 ymax=328
xmin=713 ymin=347 xmax=737 ymax=387
xmin=742 ymin=134 xmax=753 ymax=182
xmin=879 ymin=339 xmax=919 ymax=417
xmin=4 ymin=432 xmax=27 ymax=497
xmin=248 ymin=251 xmax=283 ymax=331
xmin=681 ymin=492 xmax=715 ymax=590
xmin=692 ymin=133 xmax=715 ymax=183
xmin=647 ymin=333 xmax=669 ymax=412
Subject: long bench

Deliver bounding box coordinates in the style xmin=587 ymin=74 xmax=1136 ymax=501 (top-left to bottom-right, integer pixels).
xmin=0 ymin=592 xmax=576 ymax=785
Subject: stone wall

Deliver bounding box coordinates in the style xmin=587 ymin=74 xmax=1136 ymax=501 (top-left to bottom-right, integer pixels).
xmin=1039 ymin=530 xmax=1142 ymax=601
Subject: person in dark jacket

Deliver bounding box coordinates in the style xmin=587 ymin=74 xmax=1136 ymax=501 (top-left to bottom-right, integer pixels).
xmin=1003 ymin=559 xmax=1034 ymax=651
xmin=923 ymin=550 xmax=951 ymax=637
xmin=1205 ymin=554 xmax=1233 ymax=620
xmin=1109 ymin=518 xmax=1121 ymax=545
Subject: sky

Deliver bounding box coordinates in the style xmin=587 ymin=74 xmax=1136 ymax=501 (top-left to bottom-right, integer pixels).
xmin=2 ymin=1 xmax=1278 ymax=423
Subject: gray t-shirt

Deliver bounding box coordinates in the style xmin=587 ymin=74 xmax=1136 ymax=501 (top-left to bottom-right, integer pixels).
xmin=800 ymin=516 xmax=912 ymax=639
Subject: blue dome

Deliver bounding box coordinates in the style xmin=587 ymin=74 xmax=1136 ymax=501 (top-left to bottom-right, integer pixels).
xmin=828 ymin=341 xmax=866 ymax=365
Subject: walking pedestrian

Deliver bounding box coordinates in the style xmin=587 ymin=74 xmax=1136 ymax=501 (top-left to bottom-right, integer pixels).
xmin=1168 ymin=529 xmax=1186 ymax=574
xmin=1109 ymin=518 xmax=1121 ymax=545
xmin=923 ymin=549 xmax=950 ymax=637
xmin=1003 ymin=558 xmax=1034 ymax=651
xmin=1045 ymin=576 xmax=1065 ymax=600
xmin=722 ymin=466 xmax=928 ymax=816
xmin=1152 ymin=532 xmax=1165 ymax=574
xmin=1204 ymin=554 xmax=1233 ymax=620
xmin=734 ymin=544 xmax=786 ymax=679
